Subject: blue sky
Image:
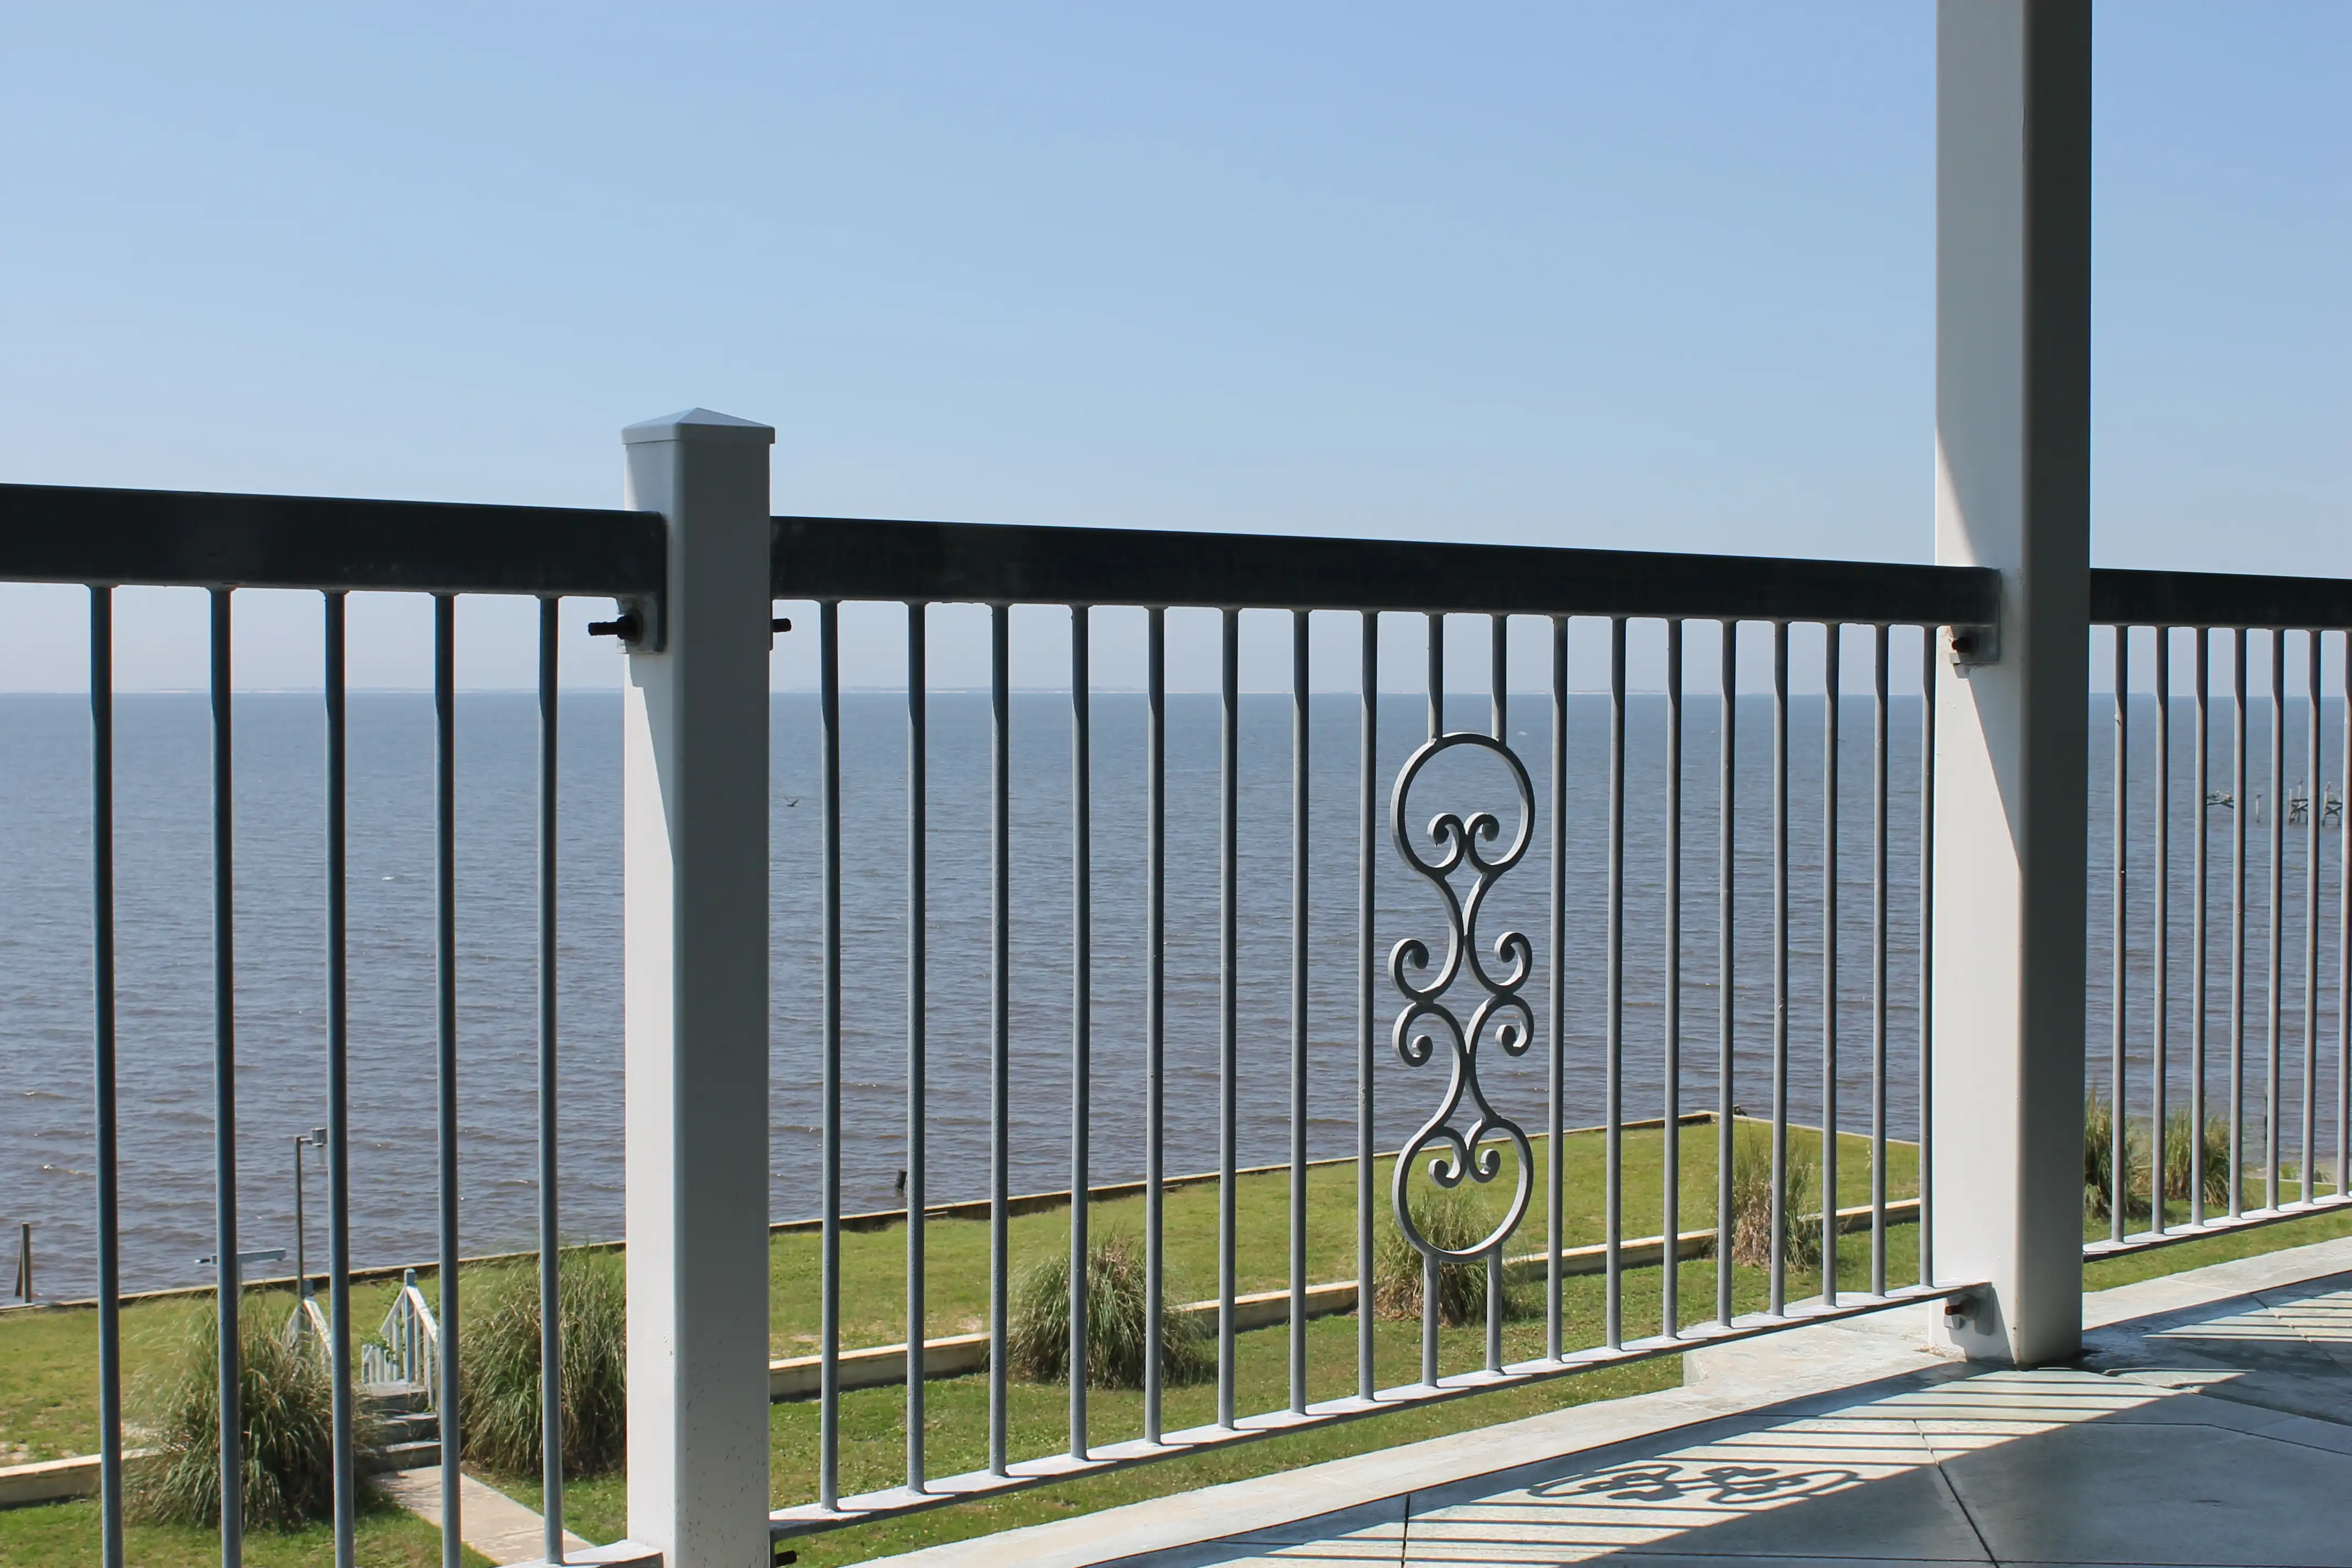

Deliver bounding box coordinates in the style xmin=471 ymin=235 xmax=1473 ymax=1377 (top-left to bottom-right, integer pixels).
xmin=1 ymin=2 xmax=2342 ymax=692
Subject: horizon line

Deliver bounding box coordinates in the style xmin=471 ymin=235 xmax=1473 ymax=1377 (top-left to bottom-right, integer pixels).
xmin=0 ymin=685 xmax=2200 ymax=699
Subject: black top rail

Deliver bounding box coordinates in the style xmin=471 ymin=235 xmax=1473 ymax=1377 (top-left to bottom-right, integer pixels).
xmin=772 ymin=514 xmax=2001 ymax=624
xmin=2092 ymin=567 xmax=2352 ymax=631
xmin=0 ymin=483 xmax=664 ymax=597
xmin=28 ymin=484 xmax=2337 ymax=630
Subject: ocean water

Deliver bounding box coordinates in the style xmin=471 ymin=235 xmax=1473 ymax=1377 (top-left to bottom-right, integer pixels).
xmin=0 ymin=690 xmax=2338 ymax=1298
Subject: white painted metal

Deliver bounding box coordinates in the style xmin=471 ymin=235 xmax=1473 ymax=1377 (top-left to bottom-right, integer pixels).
xmin=1930 ymin=1 xmax=2092 ymax=1366
xmin=357 ymin=1274 xmax=438 ymax=1393
xmin=622 ymin=408 xmax=776 ymax=1567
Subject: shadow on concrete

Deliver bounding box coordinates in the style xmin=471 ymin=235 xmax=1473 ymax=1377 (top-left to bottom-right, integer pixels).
xmin=1114 ymin=1269 xmax=2352 ymax=1568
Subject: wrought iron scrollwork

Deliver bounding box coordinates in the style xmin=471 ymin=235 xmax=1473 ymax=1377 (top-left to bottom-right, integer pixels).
xmin=1389 ymin=731 xmax=1536 ymax=1262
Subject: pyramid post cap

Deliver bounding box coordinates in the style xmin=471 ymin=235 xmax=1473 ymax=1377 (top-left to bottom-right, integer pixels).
xmin=621 ymin=407 xmax=775 ymax=447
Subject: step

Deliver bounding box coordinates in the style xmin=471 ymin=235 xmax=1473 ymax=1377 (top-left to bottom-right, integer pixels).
xmin=368 ymin=1439 xmax=443 ymax=1473
xmin=377 ymin=1413 xmax=439 ymax=1445
xmin=365 ymin=1381 xmax=432 ymax=1412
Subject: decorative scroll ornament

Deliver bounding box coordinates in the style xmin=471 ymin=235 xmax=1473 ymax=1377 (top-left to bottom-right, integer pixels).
xmin=1389 ymin=731 xmax=1536 ymax=1262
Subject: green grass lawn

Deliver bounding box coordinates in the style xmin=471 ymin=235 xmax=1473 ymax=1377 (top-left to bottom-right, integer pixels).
xmin=766 ymin=1119 xmax=1913 ymax=1354
xmin=515 ymin=1234 xmax=1901 ymax=1568
xmin=10 ymin=1119 xmax=2347 ymax=1568
xmin=0 ymin=1494 xmax=491 ymax=1568
xmin=0 ymin=1280 xmax=408 ymax=1467
xmin=516 ymin=1120 xmax=1915 ymax=1563
xmin=0 ymin=1119 xmax=1902 ymax=1465
xmin=2083 ymin=1200 xmax=2352 ymax=1291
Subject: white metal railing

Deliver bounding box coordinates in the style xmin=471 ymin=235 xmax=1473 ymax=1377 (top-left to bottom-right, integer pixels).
xmin=2086 ymin=607 xmax=2352 ymax=1259
xmin=358 ymin=1268 xmax=440 ymax=1402
xmin=762 ymin=572 xmax=1969 ymax=1543
xmin=2 ymin=26 xmax=2168 ymax=1554
xmin=282 ymin=1292 xmax=334 ymax=1366
xmin=0 ymin=475 xmax=635 ymax=1566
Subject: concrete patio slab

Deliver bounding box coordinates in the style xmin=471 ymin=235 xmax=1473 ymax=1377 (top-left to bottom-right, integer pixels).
xmin=1222 ymin=1498 xmax=1412 ymax=1548
xmin=861 ymin=1234 xmax=2352 ymax=1568
xmin=1942 ymin=1418 xmax=2352 ymax=1565
xmin=2080 ymin=1258 xmax=2352 ymax=1430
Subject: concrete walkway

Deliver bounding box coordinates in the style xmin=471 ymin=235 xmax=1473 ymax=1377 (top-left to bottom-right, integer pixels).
xmin=867 ymin=1234 xmax=2352 ymax=1568
xmin=373 ymin=1466 xmax=594 ymax=1566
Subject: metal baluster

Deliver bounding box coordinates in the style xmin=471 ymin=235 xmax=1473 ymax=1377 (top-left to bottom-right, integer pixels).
xmin=2193 ymin=629 xmax=2211 ymax=1229
xmin=1662 ymin=619 xmax=1683 ymax=1338
xmin=1292 ymin=610 xmax=1311 ymax=1409
xmin=1358 ymin=610 xmax=1379 ymax=1398
xmin=1422 ymin=613 xmax=1441 ymax=1389
xmin=2340 ymin=630 xmax=2351 ymax=1205
xmin=1718 ymin=622 xmax=1738 ymax=1327
xmin=1070 ymin=605 xmax=1091 ymax=1461
xmin=989 ymin=604 xmax=1011 ymax=1474
xmin=1770 ymin=620 xmax=1789 ymax=1315
xmin=1219 ymin=608 xmax=1240 ymax=1422
xmin=818 ymin=600 xmax=842 ymax=1507
xmin=2304 ymin=631 xmax=2321 ymax=1204
xmin=1429 ymin=612 xmax=1444 ymax=739
xmin=535 ymin=598 xmax=563 ymax=1558
xmin=1146 ymin=607 xmax=1168 ymax=1438
xmin=2112 ymin=624 xmax=2128 ymax=1243
xmin=2154 ymin=628 xmax=2170 ymax=1236
xmin=433 ymin=594 xmax=460 ymax=1568
xmin=1870 ymin=625 xmax=1890 ymax=1294
xmin=2269 ymin=629 xmax=2285 ymax=1209
xmin=1822 ymin=626 xmax=1841 ymax=1302
xmin=1919 ymin=629 xmax=1936 ymax=1285
xmin=90 ymin=587 xmax=123 ymax=1568
xmin=1604 ymin=617 xmax=1626 ymax=1349
xmin=1487 ymin=613 xmax=1506 ymax=1374
xmin=210 ymin=587 xmax=242 ymax=1568
xmin=2232 ymin=627 xmax=2247 ymax=1219
xmin=1491 ymin=612 xmax=1508 ymax=740
xmin=1548 ymin=615 xmax=1567 ymax=1359
xmin=907 ymin=602 xmax=928 ymax=1489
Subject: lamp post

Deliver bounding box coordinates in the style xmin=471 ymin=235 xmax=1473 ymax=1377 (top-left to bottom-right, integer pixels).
xmin=293 ymin=1128 xmax=326 ymax=1297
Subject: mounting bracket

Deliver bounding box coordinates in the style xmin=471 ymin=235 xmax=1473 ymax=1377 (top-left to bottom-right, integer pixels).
xmin=1946 ymin=622 xmax=1999 ymax=676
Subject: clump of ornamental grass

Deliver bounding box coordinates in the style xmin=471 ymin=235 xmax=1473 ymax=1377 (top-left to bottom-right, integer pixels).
xmin=2160 ymin=1108 xmax=2233 ymax=1209
xmin=1373 ymin=1183 xmax=1532 ymax=1326
xmin=1005 ymin=1230 xmax=1209 ymax=1389
xmin=128 ymin=1297 xmax=352 ymax=1531
xmin=2083 ymin=1089 xmax=2153 ymax=1221
xmin=459 ymin=1251 xmax=627 ymax=1478
xmin=1728 ymin=1126 xmax=1822 ymax=1270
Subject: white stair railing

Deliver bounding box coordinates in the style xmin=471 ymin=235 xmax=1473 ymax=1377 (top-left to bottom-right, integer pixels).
xmin=358 ymin=1267 xmax=440 ymax=1404
xmin=281 ymin=1292 xmax=334 ymax=1366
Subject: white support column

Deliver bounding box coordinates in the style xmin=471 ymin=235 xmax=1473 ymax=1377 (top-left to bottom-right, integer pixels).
xmin=623 ymin=409 xmax=775 ymax=1566
xmin=1930 ymin=1 xmax=2092 ymax=1366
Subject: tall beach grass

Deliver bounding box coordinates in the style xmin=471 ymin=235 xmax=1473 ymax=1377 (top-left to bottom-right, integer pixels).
xmin=1727 ymin=1126 xmax=1820 ymax=1270
xmin=1005 ymin=1231 xmax=1210 ymax=1389
xmin=128 ymin=1298 xmax=347 ymax=1531
xmin=1372 ymin=1183 xmax=1533 ymax=1325
xmin=458 ymin=1250 xmax=627 ymax=1478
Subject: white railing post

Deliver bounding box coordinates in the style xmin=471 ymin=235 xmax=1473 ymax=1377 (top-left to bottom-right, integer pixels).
xmin=622 ymin=409 xmax=775 ymax=1565
xmin=1930 ymin=1 xmax=2092 ymax=1366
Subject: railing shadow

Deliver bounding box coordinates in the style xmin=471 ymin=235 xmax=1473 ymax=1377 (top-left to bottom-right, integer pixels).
xmin=1100 ymin=1269 xmax=2352 ymax=1568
